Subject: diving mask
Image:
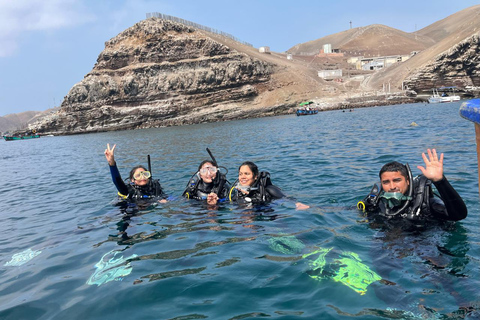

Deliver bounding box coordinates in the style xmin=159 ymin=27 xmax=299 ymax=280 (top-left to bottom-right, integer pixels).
xmin=380 ymin=192 xmax=411 ymax=209
xmin=133 ymin=171 xmax=151 ymax=180
xmin=199 ymin=166 xmax=218 ymax=175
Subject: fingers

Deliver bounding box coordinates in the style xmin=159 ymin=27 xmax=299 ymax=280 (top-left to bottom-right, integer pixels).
xmin=105 ymin=143 xmax=116 ymax=154
xmin=208 ymin=193 xmax=218 ymax=199
xmin=421 ymin=151 xmax=429 ymax=164
xmin=423 ymin=149 xmax=443 ymax=164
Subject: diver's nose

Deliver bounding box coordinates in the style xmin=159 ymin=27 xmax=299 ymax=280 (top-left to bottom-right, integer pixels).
xmin=387 ymin=182 xmax=397 ymax=192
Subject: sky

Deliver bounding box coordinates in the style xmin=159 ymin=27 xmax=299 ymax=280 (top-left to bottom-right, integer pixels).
xmin=0 ymin=0 xmax=479 ymax=117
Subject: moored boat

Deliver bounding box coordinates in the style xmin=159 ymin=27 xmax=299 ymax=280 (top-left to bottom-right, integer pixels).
xmin=428 ymin=87 xmax=461 ymax=103
xmin=296 ymin=101 xmax=318 ymax=116
xmin=3 ymin=134 xmax=40 ymax=141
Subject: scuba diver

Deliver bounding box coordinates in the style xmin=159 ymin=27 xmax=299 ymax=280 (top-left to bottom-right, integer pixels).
xmin=358 ymin=149 xmax=467 ymax=222
xmin=104 ymin=144 xmax=167 ymax=203
xmin=182 ymin=148 xmax=230 ymax=205
xmin=229 ymin=161 xmax=309 ymax=210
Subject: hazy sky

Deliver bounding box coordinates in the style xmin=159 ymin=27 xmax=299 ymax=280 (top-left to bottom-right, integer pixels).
xmin=0 ymin=0 xmax=478 ymax=116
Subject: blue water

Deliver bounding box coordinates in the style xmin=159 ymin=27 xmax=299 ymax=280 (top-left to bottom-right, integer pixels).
xmin=1 ymin=102 xmax=479 ymax=319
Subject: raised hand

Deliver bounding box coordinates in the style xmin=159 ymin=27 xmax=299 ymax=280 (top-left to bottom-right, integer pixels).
xmin=104 ymin=143 xmax=116 ymax=166
xmin=417 ymin=148 xmax=444 ymax=182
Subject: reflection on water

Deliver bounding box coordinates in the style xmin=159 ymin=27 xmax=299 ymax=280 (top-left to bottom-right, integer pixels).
xmin=1 ymin=102 xmax=479 ymax=319
xmin=4 ymin=248 xmax=42 ymax=267
xmin=86 ymin=249 xmax=138 ymax=286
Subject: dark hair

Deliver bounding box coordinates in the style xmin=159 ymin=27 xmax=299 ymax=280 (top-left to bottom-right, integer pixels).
xmin=198 ymin=160 xmax=217 ymax=171
xmin=129 ymin=165 xmax=148 ymax=180
xmin=238 ymin=161 xmax=259 ymax=179
xmin=379 ymin=161 xmax=408 ymax=180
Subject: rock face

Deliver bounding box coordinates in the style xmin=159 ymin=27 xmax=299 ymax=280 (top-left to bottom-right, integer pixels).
xmin=402 ymin=33 xmax=480 ymax=92
xmin=34 ymin=18 xmax=276 ymax=134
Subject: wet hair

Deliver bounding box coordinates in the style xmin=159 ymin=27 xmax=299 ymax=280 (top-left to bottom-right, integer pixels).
xmin=379 ymin=161 xmax=409 ymax=180
xmin=198 ymin=160 xmax=217 ymax=171
xmin=238 ymin=161 xmax=259 ymax=179
xmin=129 ymin=165 xmax=148 ymax=180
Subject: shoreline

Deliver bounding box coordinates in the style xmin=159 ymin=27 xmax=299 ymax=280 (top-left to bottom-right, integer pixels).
xmin=33 ymin=95 xmax=428 ymax=137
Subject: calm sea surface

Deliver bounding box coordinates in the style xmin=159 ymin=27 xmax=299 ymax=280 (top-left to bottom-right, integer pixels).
xmin=1 ymin=102 xmax=479 ymax=319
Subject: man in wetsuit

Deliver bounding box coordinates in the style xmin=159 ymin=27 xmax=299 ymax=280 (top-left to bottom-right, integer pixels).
xmin=359 ymin=149 xmax=467 ymax=222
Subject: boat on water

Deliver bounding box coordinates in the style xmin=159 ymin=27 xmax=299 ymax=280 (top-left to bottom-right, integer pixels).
xmin=3 ymin=134 xmax=40 ymax=141
xmin=428 ymin=87 xmax=461 ymax=103
xmin=296 ymin=101 xmax=318 ymax=116
xmin=3 ymin=129 xmax=40 ymax=141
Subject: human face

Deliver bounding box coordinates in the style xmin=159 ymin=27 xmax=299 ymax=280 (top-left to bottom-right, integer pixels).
xmin=380 ymin=171 xmax=409 ymax=194
xmin=199 ymin=162 xmax=217 ymax=183
xmin=238 ymin=165 xmax=257 ymax=187
xmin=132 ymin=168 xmax=149 ymax=186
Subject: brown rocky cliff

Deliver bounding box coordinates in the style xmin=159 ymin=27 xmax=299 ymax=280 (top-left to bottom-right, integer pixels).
xmin=402 ymin=33 xmax=480 ymax=92
xmin=366 ymin=5 xmax=480 ymax=91
xmin=33 ymin=18 xmax=294 ymax=135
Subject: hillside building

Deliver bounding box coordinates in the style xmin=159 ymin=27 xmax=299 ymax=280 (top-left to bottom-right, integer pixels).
xmin=348 ymin=54 xmax=411 ymax=70
xmin=318 ymin=69 xmax=343 ymax=80
xmin=259 ymin=46 xmax=270 ymax=53
xmin=323 ymin=44 xmax=332 ymax=54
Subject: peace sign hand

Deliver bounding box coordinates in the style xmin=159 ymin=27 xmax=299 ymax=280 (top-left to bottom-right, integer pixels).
xmin=104 ymin=143 xmax=116 ymax=166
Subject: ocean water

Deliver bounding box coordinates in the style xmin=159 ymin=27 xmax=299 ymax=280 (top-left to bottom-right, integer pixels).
xmin=1 ymin=102 xmax=479 ymax=319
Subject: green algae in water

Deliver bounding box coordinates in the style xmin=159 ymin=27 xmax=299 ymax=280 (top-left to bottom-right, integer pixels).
xmin=87 ymin=250 xmax=138 ymax=286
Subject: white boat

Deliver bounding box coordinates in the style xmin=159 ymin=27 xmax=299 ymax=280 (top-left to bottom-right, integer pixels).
xmin=428 ymin=88 xmax=460 ymax=103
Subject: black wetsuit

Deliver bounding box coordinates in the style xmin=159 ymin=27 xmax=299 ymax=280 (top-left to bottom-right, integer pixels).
xmin=109 ymin=163 xmax=166 ymax=201
xmin=364 ymin=175 xmax=467 ymax=222
xmin=230 ymin=172 xmax=286 ymax=205
xmin=182 ymin=173 xmax=230 ymax=202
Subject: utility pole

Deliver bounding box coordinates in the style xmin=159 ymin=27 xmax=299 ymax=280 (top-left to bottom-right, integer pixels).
xmin=350 ymin=21 xmax=352 ymax=29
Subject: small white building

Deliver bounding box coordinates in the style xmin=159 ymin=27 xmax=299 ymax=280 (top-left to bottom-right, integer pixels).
xmin=323 ymin=44 xmax=332 ymax=54
xmin=360 ymin=54 xmax=411 ymax=70
xmin=318 ymin=69 xmax=342 ymax=80
xmin=259 ymin=46 xmax=270 ymax=53
xmin=286 ymin=54 xmax=293 ymax=60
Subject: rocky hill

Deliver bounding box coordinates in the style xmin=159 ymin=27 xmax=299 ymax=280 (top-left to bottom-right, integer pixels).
xmin=287 ymin=24 xmax=434 ymax=57
xmin=402 ymin=33 xmax=480 ymax=92
xmin=366 ymin=5 xmax=480 ymax=91
xmin=32 ymin=18 xmax=339 ymax=135
xmin=29 ymin=6 xmax=480 ymax=135
xmin=0 ymin=108 xmax=60 ymax=134
xmin=0 ymin=111 xmax=43 ymax=134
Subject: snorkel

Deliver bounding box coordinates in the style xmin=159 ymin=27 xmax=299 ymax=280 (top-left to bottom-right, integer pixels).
xmin=206 ymin=148 xmax=218 ymax=167
xmin=147 ymin=154 xmax=152 ymax=179
xmin=382 ymin=163 xmax=414 ymax=217
xmin=206 ymin=148 xmax=227 ymax=195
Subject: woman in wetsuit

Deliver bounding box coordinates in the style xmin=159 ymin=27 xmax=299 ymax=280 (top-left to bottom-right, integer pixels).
xmin=182 ymin=160 xmax=230 ymax=205
xmin=104 ymin=144 xmax=166 ymax=202
xmin=230 ymin=161 xmax=309 ymax=209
